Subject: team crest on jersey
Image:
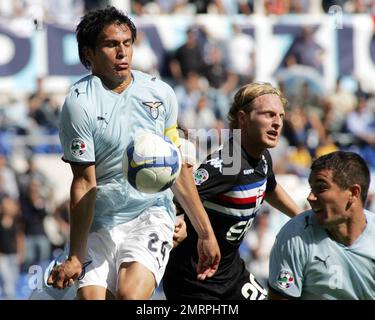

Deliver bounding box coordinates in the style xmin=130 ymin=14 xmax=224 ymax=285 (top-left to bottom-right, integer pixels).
xmin=194 ymin=168 xmax=209 ymax=185
xmin=70 ymin=138 xmax=86 ymax=157
xmin=142 ymin=101 xmax=163 ymax=119
xmin=277 ymin=269 xmax=295 ymax=289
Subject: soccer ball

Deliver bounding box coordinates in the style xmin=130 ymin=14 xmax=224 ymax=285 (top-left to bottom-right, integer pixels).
xmin=122 ymin=132 xmax=182 ymax=193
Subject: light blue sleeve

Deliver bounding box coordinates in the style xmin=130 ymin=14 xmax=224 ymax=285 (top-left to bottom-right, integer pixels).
xmin=59 ymin=94 xmax=95 ymax=164
xmin=163 ymin=83 xmax=180 ymax=147
xmin=268 ymin=219 xmax=307 ymax=299
xmin=164 ymin=84 xmax=178 ymax=129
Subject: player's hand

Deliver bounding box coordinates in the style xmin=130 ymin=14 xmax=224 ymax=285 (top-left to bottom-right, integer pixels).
xmin=47 ymin=256 xmax=82 ymax=290
xmin=196 ymin=235 xmax=221 ymax=281
xmin=173 ymin=218 xmax=187 ymax=248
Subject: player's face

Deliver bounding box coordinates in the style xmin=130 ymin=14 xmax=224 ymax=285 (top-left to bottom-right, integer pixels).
xmin=307 ymin=169 xmax=352 ymax=227
xmin=86 ymin=23 xmax=133 ymax=88
xmin=241 ymin=94 xmax=284 ymax=153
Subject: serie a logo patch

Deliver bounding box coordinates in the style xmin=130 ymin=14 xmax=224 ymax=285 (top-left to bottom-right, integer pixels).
xmin=277 ymin=269 xmax=295 ymax=289
xmin=194 ymin=168 xmax=209 ymax=185
xmin=70 ymin=138 xmax=86 ymax=157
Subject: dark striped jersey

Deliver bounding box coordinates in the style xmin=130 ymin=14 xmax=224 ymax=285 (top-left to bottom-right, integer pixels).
xmin=163 ymin=137 xmax=276 ymax=299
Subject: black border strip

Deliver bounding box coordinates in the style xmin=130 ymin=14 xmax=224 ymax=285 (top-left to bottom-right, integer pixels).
xmin=268 ymin=283 xmax=301 ymax=300
xmin=61 ymin=157 xmax=95 ymax=166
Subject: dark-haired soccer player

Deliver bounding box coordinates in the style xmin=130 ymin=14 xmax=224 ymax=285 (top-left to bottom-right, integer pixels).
xmin=47 ymin=6 xmax=220 ymax=300
xmin=269 ymin=151 xmax=375 ymax=300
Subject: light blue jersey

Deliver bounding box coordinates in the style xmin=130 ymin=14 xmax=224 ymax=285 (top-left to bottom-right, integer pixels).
xmin=269 ymin=210 xmax=375 ymax=300
xmin=59 ymin=70 xmax=179 ymax=231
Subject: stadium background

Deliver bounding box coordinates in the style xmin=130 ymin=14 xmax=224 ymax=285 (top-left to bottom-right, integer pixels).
xmin=0 ymin=0 xmax=374 ymax=299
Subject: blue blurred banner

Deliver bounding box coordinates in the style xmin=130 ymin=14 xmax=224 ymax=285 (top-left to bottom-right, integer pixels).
xmin=0 ymin=14 xmax=375 ymax=92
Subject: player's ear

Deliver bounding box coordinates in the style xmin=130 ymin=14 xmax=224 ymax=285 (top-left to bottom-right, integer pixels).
xmin=237 ymin=110 xmax=247 ymax=128
xmin=83 ymin=47 xmax=94 ymax=65
xmin=348 ymin=184 xmax=361 ymax=203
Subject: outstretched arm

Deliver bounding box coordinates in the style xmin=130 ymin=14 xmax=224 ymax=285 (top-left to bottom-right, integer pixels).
xmin=48 ymin=164 xmax=96 ymax=289
xmin=266 ymin=183 xmax=300 ymax=218
xmin=172 ymin=163 xmax=221 ymax=280
xmin=173 ymin=217 xmax=187 ymax=248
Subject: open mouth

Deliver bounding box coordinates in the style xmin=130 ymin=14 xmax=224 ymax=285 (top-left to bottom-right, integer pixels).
xmin=267 ymin=131 xmax=278 ymax=138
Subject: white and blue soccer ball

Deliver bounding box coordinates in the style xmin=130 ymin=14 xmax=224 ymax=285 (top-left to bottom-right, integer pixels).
xmin=122 ymin=132 xmax=182 ymax=193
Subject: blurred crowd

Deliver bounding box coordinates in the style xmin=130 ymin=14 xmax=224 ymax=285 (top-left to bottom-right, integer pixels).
xmin=0 ymin=153 xmax=69 ymax=298
xmin=1 ymin=0 xmax=375 ymax=23
xmin=1 ymin=0 xmax=375 ymax=299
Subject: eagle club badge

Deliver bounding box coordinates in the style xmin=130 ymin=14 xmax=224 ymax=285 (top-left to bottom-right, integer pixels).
xmin=70 ymin=138 xmax=86 ymax=157
xmin=142 ymin=101 xmax=163 ymax=119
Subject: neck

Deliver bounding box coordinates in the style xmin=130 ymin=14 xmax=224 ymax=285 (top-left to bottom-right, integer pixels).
xmin=95 ymin=72 xmax=132 ymax=94
xmin=240 ymin=131 xmax=265 ymax=159
xmin=325 ymin=211 xmax=367 ymax=246
xmin=242 ymin=142 xmax=264 ymax=159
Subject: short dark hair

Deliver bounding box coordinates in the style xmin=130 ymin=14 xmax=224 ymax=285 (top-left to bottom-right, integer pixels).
xmin=310 ymin=151 xmax=370 ymax=205
xmin=76 ymin=6 xmax=137 ymax=70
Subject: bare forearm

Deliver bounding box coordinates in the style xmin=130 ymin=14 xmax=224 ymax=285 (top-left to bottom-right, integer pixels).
xmin=171 ymin=165 xmax=214 ymax=239
xmin=69 ymin=184 xmax=96 ymax=262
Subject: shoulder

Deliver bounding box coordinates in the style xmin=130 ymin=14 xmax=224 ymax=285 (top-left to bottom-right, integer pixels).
xmin=204 ymin=142 xmax=229 ymax=170
xmin=68 ymin=75 xmax=94 ymax=95
xmin=200 ymin=138 xmax=240 ymax=180
xmin=365 ymin=210 xmax=375 ymax=232
xmin=133 ymin=70 xmax=174 ymax=94
xmin=61 ymin=76 xmax=100 ymax=120
xmin=364 ymin=209 xmax=375 ymax=221
xmin=275 ymin=210 xmax=315 ymax=247
xmin=65 ymin=75 xmax=97 ymax=106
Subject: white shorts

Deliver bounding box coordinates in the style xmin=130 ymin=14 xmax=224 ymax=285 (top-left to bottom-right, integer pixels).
xmin=78 ymin=206 xmax=174 ymax=295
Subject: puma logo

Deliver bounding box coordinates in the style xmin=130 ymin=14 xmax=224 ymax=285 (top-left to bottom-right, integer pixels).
xmin=304 ymin=216 xmax=312 ymax=229
xmin=97 ymin=114 xmax=109 ymax=124
xmin=314 ymin=255 xmax=330 ymax=269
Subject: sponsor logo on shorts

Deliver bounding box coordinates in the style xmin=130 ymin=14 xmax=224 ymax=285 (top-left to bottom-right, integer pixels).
xmin=276 ymin=269 xmax=295 ymax=289
xmin=194 ymin=168 xmax=209 ymax=185
xmin=70 ymin=138 xmax=86 ymax=157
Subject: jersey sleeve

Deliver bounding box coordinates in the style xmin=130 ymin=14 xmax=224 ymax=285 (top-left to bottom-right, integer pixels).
xmin=194 ymin=149 xmax=238 ymax=201
xmin=59 ymin=94 xmax=95 ymax=165
xmin=268 ymin=218 xmax=307 ymax=299
xmin=164 ymin=84 xmax=180 ymax=148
